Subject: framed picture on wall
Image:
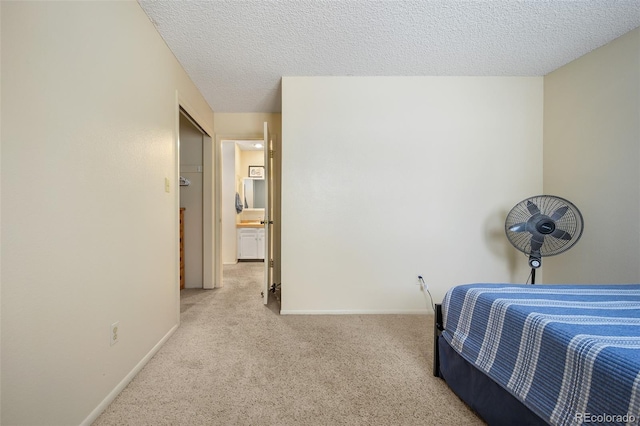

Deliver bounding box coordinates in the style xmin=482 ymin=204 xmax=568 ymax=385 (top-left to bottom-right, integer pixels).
xmin=248 ymin=166 xmax=264 ymax=179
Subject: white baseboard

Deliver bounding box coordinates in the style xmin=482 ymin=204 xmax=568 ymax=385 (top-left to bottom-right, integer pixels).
xmin=279 ymin=309 xmax=432 ymax=315
xmin=80 ymin=324 xmax=179 ymax=426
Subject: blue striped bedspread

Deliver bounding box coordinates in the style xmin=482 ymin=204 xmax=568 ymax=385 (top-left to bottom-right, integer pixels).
xmin=441 ymin=284 xmax=640 ymax=426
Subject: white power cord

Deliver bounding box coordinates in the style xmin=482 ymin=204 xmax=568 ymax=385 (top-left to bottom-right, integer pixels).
xmin=418 ymin=276 xmax=435 ymax=312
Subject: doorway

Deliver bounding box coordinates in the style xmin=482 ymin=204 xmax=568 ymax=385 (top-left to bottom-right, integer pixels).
xmin=179 ymin=108 xmax=214 ymax=289
xmin=220 ymin=139 xmax=265 ymax=265
xmin=215 ymin=123 xmax=280 ymax=311
xmin=218 ymin=126 xmax=279 ymax=306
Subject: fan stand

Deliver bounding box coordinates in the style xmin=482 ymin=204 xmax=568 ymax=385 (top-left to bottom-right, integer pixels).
xmin=529 ymin=257 xmax=541 ymax=284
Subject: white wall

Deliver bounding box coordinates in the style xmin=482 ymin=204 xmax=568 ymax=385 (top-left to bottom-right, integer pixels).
xmin=1 ymin=2 xmax=213 ymax=425
xmin=221 ymin=141 xmax=239 ymax=264
xmin=281 ymin=77 xmax=543 ymax=314
xmin=240 ymin=150 xmax=265 ymax=179
xmin=543 ymin=27 xmax=640 ymax=283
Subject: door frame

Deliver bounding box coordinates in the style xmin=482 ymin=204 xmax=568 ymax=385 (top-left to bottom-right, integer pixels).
xmin=214 ymin=133 xmax=264 ymax=288
xmin=175 ymin=97 xmax=216 ymax=303
xmin=214 ymin=127 xmax=281 ymax=312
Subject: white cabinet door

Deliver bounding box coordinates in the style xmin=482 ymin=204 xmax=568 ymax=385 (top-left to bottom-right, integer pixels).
xmin=237 ymin=228 xmax=266 ymax=260
xmin=238 ymin=229 xmax=259 ymax=259
xmin=257 ymin=229 xmax=265 ymax=260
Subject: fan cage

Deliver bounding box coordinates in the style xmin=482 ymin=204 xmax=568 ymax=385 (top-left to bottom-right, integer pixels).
xmin=505 ymin=195 xmax=584 ymax=257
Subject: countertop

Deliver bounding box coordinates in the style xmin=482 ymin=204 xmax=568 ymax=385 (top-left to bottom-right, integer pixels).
xmin=237 ymin=221 xmax=264 ymax=228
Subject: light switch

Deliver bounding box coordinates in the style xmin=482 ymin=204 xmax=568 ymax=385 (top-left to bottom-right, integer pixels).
xmin=165 ymin=177 xmax=170 ymax=193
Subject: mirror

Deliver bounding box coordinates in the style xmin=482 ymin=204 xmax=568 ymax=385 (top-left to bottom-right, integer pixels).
xmin=243 ymin=178 xmax=265 ymax=209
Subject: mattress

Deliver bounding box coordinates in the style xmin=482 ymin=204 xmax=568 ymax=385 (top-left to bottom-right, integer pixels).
xmin=441 ymin=284 xmax=640 ymax=426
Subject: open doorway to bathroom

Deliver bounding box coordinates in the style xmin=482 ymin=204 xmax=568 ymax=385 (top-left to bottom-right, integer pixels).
xmin=216 ymin=125 xmax=280 ymax=311
xmin=221 ymin=139 xmax=266 ymax=265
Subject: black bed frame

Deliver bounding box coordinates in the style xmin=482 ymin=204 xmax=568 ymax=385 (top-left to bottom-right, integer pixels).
xmin=432 ymin=303 xmax=548 ymax=425
xmin=433 ymin=303 xmax=444 ymax=377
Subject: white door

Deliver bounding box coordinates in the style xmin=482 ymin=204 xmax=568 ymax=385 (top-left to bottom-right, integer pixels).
xmin=262 ymin=122 xmax=272 ymax=305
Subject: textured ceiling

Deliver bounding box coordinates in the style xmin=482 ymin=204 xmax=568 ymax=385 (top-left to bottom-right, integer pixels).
xmin=138 ymin=1 xmax=640 ymax=113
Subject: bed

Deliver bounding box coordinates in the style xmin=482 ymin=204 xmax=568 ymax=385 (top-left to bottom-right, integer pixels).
xmin=433 ymin=283 xmax=640 ymax=426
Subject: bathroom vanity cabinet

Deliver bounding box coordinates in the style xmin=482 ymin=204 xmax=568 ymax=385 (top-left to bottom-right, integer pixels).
xmin=237 ymin=227 xmax=265 ymax=260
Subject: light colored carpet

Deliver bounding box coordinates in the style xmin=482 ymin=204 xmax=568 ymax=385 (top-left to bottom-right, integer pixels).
xmin=93 ymin=263 xmax=484 ymax=425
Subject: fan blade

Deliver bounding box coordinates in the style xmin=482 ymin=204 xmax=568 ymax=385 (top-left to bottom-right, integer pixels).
xmin=509 ymin=222 xmax=528 ymax=233
xmin=550 ymin=206 xmax=569 ymax=221
xmin=530 ymin=236 xmax=543 ymax=252
xmin=551 ymin=229 xmax=572 ymax=240
xmin=527 ymin=201 xmax=540 ymax=215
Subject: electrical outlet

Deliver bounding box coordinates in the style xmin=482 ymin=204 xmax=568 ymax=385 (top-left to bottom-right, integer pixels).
xmin=164 ymin=177 xmax=170 ymax=193
xmin=110 ymin=321 xmax=119 ymax=346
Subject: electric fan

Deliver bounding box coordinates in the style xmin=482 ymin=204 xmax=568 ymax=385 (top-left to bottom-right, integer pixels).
xmin=505 ymin=195 xmax=584 ymax=284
